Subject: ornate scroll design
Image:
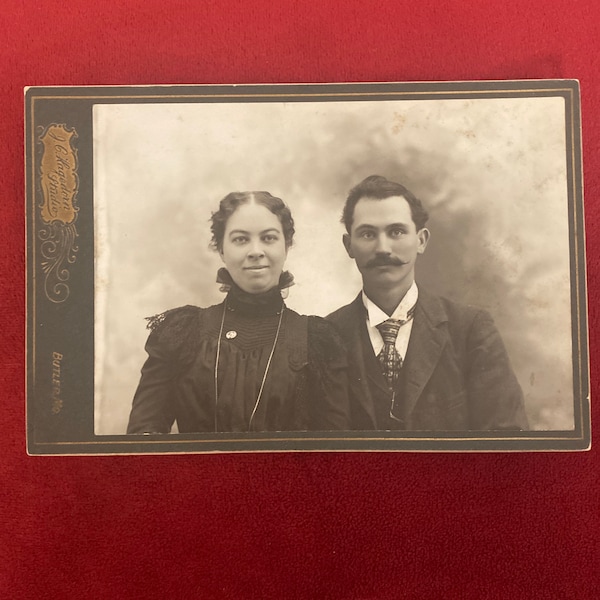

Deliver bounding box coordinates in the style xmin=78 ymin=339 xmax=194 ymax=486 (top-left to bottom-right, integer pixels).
xmin=37 ymin=124 xmax=79 ymax=303
xmin=39 ymin=221 xmax=78 ymax=303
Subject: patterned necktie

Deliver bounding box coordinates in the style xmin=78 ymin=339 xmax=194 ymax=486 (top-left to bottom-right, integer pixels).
xmin=376 ymin=319 xmax=404 ymax=389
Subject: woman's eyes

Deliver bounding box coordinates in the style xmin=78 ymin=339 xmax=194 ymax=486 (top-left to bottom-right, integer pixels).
xmin=230 ymin=234 xmax=279 ymax=244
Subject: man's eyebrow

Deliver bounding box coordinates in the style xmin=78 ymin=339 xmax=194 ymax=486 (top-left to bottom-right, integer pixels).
xmin=386 ymin=222 xmax=410 ymax=228
xmin=354 ymin=222 xmax=410 ymax=230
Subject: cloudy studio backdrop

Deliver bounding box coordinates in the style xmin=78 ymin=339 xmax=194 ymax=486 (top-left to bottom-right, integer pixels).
xmin=93 ymin=96 xmax=572 ymax=435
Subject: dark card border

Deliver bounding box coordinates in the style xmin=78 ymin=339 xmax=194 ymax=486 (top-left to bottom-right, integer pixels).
xmin=25 ymin=80 xmax=590 ymax=454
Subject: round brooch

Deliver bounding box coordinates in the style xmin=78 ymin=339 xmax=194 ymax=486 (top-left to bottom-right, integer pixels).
xmin=225 ymin=330 xmax=237 ymax=339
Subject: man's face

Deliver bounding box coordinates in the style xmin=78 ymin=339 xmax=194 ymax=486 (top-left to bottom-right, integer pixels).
xmin=343 ymin=195 xmax=429 ymax=293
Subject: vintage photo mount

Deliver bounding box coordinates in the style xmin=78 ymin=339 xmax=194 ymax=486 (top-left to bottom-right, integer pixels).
xmin=25 ymin=80 xmax=590 ymax=455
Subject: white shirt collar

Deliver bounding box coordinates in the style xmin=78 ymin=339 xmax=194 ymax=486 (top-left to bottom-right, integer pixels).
xmin=361 ymin=281 xmax=419 ymax=327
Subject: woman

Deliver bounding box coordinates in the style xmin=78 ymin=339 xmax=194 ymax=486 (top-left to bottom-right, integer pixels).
xmin=127 ymin=191 xmax=349 ymax=433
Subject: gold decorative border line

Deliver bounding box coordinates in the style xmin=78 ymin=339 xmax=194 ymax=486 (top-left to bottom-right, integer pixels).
xmin=27 ymin=83 xmax=588 ymax=448
xmin=32 ymin=87 xmax=574 ymax=101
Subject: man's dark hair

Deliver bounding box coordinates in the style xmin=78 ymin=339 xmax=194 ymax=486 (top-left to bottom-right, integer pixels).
xmin=341 ymin=175 xmax=429 ymax=233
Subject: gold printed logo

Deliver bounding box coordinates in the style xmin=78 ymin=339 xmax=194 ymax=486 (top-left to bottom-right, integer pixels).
xmin=40 ymin=125 xmax=78 ymax=224
xmin=37 ymin=124 xmax=79 ymax=303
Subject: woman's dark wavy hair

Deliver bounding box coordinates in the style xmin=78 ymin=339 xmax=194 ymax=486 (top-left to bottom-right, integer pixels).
xmin=341 ymin=175 xmax=429 ymax=232
xmin=210 ymin=191 xmax=295 ymax=252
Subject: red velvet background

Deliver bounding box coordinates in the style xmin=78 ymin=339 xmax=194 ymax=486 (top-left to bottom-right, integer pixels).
xmin=3 ymin=1 xmax=599 ymax=598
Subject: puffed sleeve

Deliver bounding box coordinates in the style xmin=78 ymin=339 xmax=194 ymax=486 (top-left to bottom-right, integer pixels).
xmin=306 ymin=316 xmax=351 ymax=430
xmin=126 ymin=306 xmax=198 ymax=434
xmin=466 ymin=309 xmax=529 ymax=431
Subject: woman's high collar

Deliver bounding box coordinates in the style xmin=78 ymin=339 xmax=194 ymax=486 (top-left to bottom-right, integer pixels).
xmin=217 ymin=268 xmax=293 ymax=316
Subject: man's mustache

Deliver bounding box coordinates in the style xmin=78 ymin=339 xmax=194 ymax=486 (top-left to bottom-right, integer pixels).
xmin=366 ymin=256 xmax=409 ymax=268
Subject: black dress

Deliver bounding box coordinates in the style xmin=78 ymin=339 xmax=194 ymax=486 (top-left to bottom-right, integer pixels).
xmin=127 ymin=280 xmax=350 ymax=433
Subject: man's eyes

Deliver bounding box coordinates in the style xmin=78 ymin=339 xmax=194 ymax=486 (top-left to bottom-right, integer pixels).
xmin=389 ymin=228 xmax=406 ymax=238
xmin=358 ymin=229 xmax=405 ymax=239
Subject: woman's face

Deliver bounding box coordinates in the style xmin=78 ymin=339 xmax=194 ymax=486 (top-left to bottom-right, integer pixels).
xmin=220 ymin=202 xmax=288 ymax=294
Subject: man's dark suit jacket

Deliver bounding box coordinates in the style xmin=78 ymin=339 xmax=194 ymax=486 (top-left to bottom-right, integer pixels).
xmin=326 ymin=289 xmax=529 ymax=431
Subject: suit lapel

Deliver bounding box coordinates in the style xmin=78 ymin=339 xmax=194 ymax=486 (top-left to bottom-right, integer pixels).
xmin=344 ymin=296 xmax=379 ymax=428
xmin=401 ymin=291 xmax=449 ymax=420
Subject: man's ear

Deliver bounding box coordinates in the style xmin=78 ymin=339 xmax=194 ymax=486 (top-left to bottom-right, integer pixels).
xmin=342 ymin=233 xmax=354 ymax=258
xmin=417 ymin=228 xmax=430 ymax=254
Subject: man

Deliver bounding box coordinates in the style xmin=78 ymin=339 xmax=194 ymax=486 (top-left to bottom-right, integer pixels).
xmin=326 ymin=175 xmax=528 ymax=431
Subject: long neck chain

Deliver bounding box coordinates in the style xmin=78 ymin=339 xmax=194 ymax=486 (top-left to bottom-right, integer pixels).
xmin=214 ymin=298 xmax=285 ymax=432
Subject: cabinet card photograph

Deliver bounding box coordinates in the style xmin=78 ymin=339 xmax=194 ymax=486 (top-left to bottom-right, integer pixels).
xmin=26 ymin=80 xmax=589 ymax=454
